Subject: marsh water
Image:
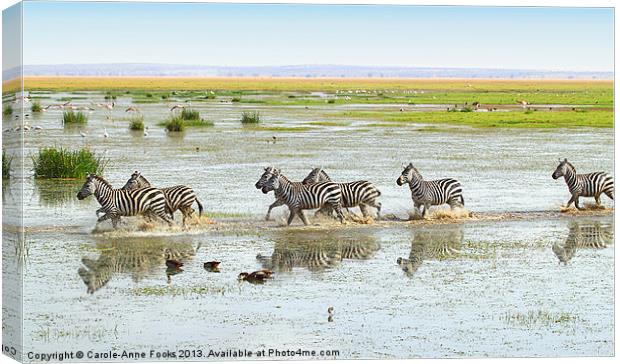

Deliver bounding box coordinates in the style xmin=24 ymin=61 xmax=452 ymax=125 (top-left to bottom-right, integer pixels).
xmin=2 ymin=91 xmax=614 ymax=359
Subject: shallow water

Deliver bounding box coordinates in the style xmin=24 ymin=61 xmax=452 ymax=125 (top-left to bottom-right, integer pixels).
xmin=2 ymin=92 xmax=614 ymax=360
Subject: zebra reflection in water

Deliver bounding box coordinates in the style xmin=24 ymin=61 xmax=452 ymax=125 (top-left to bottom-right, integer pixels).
xmin=552 ymin=220 xmax=613 ymax=265
xmin=256 ymin=234 xmax=380 ymax=272
xmin=77 ymin=240 xmax=197 ymax=294
xmin=397 ymin=227 xmax=464 ymax=277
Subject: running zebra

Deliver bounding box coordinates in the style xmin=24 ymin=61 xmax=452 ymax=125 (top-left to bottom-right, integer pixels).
xmin=302 ymin=168 xmax=382 ymax=218
xmin=259 ymin=168 xmax=345 ymax=225
xmin=552 ymin=158 xmax=614 ymax=210
xmin=121 ymin=171 xmax=203 ymax=227
xmin=255 ymin=167 xmax=331 ymax=221
xmin=396 ymin=163 xmax=464 ymax=218
xmin=77 ymin=174 xmax=171 ymax=228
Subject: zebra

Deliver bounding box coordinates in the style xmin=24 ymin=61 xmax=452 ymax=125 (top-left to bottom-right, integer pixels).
xmin=121 ymin=171 xmax=203 ymax=227
xmin=396 ymin=163 xmax=464 ymax=218
xmin=552 ymin=158 xmax=614 ymax=210
xmin=77 ymin=174 xmax=171 ymax=228
xmin=552 ymin=220 xmax=613 ymax=265
xmin=302 ymin=168 xmax=382 ymax=218
xmin=255 ymin=167 xmax=331 ymax=221
xmin=259 ymin=168 xmax=345 ymax=225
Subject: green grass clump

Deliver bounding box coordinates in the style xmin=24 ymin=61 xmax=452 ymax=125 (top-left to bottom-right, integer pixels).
xmin=32 ymin=147 xmax=107 ymax=179
xmin=2 ymin=149 xmax=13 ymax=178
xmin=180 ymin=108 xmax=201 ymax=121
xmin=241 ymin=111 xmax=261 ymax=124
xmin=231 ymin=97 xmax=241 ymax=102
xmin=62 ymin=110 xmax=88 ymax=124
xmin=128 ymin=115 xmax=145 ymax=131
xmin=162 ymin=116 xmax=185 ymax=132
xmin=3 ymin=104 xmax=13 ymax=116
xmin=31 ymin=101 xmax=42 ymax=112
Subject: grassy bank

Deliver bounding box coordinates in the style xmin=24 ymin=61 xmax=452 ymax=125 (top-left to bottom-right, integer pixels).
xmin=334 ymin=110 xmax=613 ymax=128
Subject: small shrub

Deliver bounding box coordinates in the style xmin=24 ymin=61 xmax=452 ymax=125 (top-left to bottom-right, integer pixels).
xmin=327 ymin=99 xmax=336 ymax=104
xmin=2 ymin=149 xmax=13 ymax=178
xmin=146 ymin=93 xmax=153 ymax=98
xmin=32 ymin=147 xmax=107 ymax=179
xmin=161 ymin=94 xmax=169 ymax=100
xmin=62 ymin=110 xmax=88 ymax=124
xmin=3 ymin=104 xmax=12 ymax=116
xmin=128 ymin=115 xmax=145 ymax=131
xmin=31 ymin=101 xmax=42 ymax=113
xmin=241 ymin=111 xmax=261 ymax=124
xmin=288 ymin=95 xmax=296 ymax=99
xmin=231 ymin=97 xmax=241 ymax=102
xmin=162 ymin=116 xmax=185 ymax=132
xmin=460 ymin=106 xmax=474 ymax=112
xmin=180 ymin=108 xmax=200 ymax=121
xmin=104 ymin=93 xmax=117 ymax=100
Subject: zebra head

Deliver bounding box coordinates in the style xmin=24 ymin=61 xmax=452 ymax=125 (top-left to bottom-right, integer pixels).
xmin=397 ymin=163 xmax=418 ymax=186
xmin=261 ymin=169 xmax=281 ymax=194
xmin=121 ymin=171 xmax=147 ymax=190
xmin=552 ymin=158 xmax=569 ymax=180
xmin=77 ymin=174 xmax=98 ymax=200
xmin=302 ymin=167 xmax=331 ymax=185
xmin=255 ymin=167 xmax=277 ymax=189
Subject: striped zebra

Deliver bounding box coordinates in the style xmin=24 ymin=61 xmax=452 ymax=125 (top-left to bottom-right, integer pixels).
xmin=121 ymin=171 xmax=203 ymax=227
xmin=77 ymin=174 xmax=171 ymax=228
xmin=552 ymin=158 xmax=614 ymax=210
xmin=396 ymin=163 xmax=464 ymax=218
xmin=397 ymin=227 xmax=463 ymax=277
xmin=259 ymin=168 xmax=345 ymax=225
xmin=552 ymin=220 xmax=613 ymax=265
xmin=302 ymin=168 xmax=382 ymax=218
xmin=255 ymin=167 xmax=332 ymax=221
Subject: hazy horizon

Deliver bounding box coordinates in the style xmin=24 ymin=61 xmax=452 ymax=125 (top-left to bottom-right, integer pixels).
xmin=15 ymin=2 xmax=614 ymax=73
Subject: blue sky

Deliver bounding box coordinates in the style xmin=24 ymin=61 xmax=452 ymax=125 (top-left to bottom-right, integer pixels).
xmin=20 ymin=2 xmax=614 ymax=71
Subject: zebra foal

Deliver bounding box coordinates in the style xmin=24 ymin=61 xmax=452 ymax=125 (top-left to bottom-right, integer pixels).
xmin=259 ymin=168 xmax=345 ymax=225
xmin=122 ymin=171 xmax=203 ymax=227
xmin=396 ymin=163 xmax=464 ymax=218
xmin=77 ymin=174 xmax=171 ymax=228
xmin=552 ymin=158 xmax=613 ymax=210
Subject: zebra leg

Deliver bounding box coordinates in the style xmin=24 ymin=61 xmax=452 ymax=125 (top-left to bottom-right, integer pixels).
xmin=566 ymin=195 xmax=576 ymax=208
xmin=333 ymin=205 xmax=346 ymax=224
xmin=422 ymin=203 xmax=431 ymax=219
xmin=111 ymin=216 xmax=121 ymax=229
xmin=286 ymin=208 xmax=297 ymax=226
xmin=595 ymin=194 xmax=602 ymax=206
xmin=97 ymin=213 xmax=111 ymax=223
xmin=266 ymin=200 xmax=285 ymax=221
xmin=299 ymin=209 xmax=310 ymax=226
xmin=574 ymin=196 xmax=585 ymax=211
xmin=359 ymin=204 xmax=370 ymax=218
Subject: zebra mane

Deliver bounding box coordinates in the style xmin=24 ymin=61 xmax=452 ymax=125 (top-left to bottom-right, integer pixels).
xmin=91 ymin=175 xmax=113 ymax=189
xmin=564 ymin=160 xmax=576 ymax=173
xmin=136 ymin=174 xmax=151 ymax=186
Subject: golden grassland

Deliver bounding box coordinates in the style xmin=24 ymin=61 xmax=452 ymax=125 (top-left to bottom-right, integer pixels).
xmin=9 ymin=76 xmax=614 ymax=93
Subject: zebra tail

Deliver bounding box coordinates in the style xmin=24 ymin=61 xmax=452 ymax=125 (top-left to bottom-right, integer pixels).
xmin=196 ymin=198 xmax=204 ymax=217
xmin=460 ymin=194 xmax=465 ymax=206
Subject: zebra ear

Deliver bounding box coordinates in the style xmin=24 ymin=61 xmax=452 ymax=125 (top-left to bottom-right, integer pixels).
xmin=563 ymin=158 xmax=567 ymax=163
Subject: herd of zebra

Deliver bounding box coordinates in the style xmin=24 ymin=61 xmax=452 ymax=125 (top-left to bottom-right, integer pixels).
xmin=76 ymin=158 xmax=614 ymax=228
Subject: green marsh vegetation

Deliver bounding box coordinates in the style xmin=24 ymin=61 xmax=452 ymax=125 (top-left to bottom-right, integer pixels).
xmin=2 ymin=149 xmax=13 ymax=178
xmin=128 ymin=115 xmax=145 ymax=131
xmin=31 ymin=100 xmax=42 ymax=112
xmin=62 ymin=110 xmax=88 ymax=124
xmin=3 ymin=104 xmax=13 ymax=116
xmin=161 ymin=109 xmax=213 ymax=132
xmin=241 ymin=111 xmax=261 ymax=124
xmin=335 ymin=109 xmax=613 ymax=129
xmin=32 ymin=147 xmax=108 ymax=179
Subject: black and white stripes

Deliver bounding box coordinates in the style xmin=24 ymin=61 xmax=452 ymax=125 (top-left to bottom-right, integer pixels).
xmin=121 ymin=171 xmax=203 ymax=227
xmin=552 ymin=158 xmax=614 ymax=209
xmin=259 ymin=168 xmax=345 ymax=225
xmin=396 ymin=163 xmax=464 ymax=218
xmin=77 ymin=174 xmax=171 ymax=228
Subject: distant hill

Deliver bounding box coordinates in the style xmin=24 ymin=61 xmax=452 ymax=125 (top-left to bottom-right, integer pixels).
xmin=4 ymin=63 xmax=613 ymax=80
